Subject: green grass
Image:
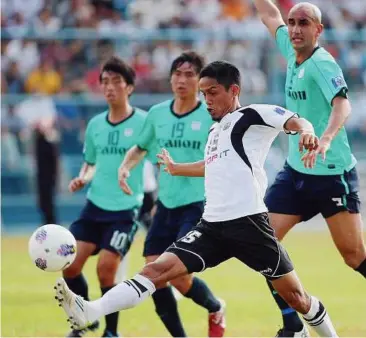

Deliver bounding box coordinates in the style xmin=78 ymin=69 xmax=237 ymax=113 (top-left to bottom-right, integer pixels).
xmin=2 ymin=231 xmax=366 ymax=337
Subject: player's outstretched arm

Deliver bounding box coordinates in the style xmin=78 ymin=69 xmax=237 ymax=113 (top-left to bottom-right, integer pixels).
xmin=157 ymin=149 xmax=205 ymax=177
xmin=253 ymin=0 xmax=286 ymax=37
xmin=118 ymin=145 xmax=147 ymax=195
xmin=301 ymin=96 xmax=351 ymax=168
xmin=69 ymin=163 xmax=95 ymax=193
xmin=284 ymin=116 xmax=319 ymax=155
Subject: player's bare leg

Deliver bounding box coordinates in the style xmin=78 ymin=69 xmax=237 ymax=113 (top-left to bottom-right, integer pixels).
xmin=271 ymin=271 xmax=338 ymax=337
xmin=62 ymin=241 xmax=100 ymax=337
xmin=55 ymin=252 xmax=186 ymax=330
xmin=97 ymin=249 xmax=122 ymax=337
xmin=268 ymin=213 xmax=301 ymax=241
xmin=326 ymin=212 xmax=366 ymax=275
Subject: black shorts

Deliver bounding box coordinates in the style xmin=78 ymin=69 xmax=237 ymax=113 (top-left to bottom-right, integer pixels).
xmin=69 ymin=200 xmax=139 ymax=256
xmin=265 ymin=162 xmax=361 ymax=222
xmin=166 ymin=212 xmax=294 ymax=280
xmin=143 ymin=200 xmax=204 ymax=257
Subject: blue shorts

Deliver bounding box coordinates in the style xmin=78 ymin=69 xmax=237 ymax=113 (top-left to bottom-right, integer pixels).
xmin=265 ymin=162 xmax=361 ymax=222
xmin=143 ymin=200 xmax=204 ymax=257
xmin=69 ymin=200 xmax=139 ymax=256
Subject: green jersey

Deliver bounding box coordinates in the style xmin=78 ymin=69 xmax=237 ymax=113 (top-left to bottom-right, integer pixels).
xmin=276 ymin=25 xmax=357 ymax=175
xmin=83 ymin=109 xmax=147 ymax=211
xmin=138 ymin=99 xmax=212 ymax=208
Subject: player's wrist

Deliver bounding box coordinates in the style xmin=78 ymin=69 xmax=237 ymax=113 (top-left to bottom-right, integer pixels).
xmin=320 ymin=134 xmax=333 ymax=143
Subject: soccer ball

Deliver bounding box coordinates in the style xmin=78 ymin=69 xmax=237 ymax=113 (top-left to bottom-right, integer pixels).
xmin=28 ymin=224 xmax=77 ymax=272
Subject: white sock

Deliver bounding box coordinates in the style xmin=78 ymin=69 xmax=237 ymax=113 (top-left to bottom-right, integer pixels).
xmin=303 ymin=296 xmax=338 ymax=337
xmin=87 ymin=274 xmax=156 ymax=322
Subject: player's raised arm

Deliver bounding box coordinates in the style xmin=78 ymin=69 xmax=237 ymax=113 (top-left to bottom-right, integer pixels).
xmin=253 ymin=0 xmax=285 ymax=38
xmin=157 ymin=149 xmax=205 ymax=177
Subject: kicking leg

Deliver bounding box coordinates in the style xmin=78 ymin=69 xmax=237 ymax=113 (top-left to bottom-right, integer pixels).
xmin=271 ymin=271 xmax=338 ymax=337
xmin=55 ymin=252 xmax=188 ymax=330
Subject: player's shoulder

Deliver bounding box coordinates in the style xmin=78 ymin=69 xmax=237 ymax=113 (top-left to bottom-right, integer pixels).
xmin=87 ymin=110 xmax=108 ymax=127
xmin=132 ymin=107 xmax=148 ymax=121
xmin=149 ymin=99 xmax=173 ymax=115
xmin=310 ymin=47 xmax=340 ymax=67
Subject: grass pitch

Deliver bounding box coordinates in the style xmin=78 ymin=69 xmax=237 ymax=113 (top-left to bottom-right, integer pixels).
xmin=2 ymin=231 xmax=366 ymax=337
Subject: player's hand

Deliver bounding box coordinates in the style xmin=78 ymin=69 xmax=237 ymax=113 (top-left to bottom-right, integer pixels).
xmin=68 ymin=177 xmax=87 ymax=193
xmin=157 ymin=148 xmax=176 ymax=175
xmin=118 ymin=166 xmax=133 ymax=195
xmin=298 ymin=129 xmax=319 ymax=152
xmin=301 ymin=136 xmax=331 ymax=169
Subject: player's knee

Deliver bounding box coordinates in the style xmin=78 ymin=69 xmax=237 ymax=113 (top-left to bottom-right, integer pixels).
xmin=341 ymin=247 xmax=366 ymax=269
xmin=140 ymin=261 xmax=167 ymax=287
xmin=282 ymin=289 xmax=309 ymax=313
xmin=170 ymin=274 xmax=193 ymax=294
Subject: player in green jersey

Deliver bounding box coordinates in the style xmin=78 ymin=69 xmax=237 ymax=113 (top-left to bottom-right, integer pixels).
xmin=253 ymin=1 xmax=366 ymax=336
xmin=118 ymin=51 xmax=226 ymax=338
xmin=63 ymin=57 xmax=146 ymax=338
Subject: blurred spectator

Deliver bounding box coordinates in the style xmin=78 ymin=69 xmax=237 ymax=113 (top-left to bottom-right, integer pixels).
xmin=14 ymin=92 xmax=60 ymax=223
xmin=25 ymin=58 xmax=62 ymax=95
xmin=32 ymin=7 xmax=61 ymax=35
xmin=4 ymin=61 xmax=25 ymax=94
xmin=5 ymin=39 xmax=40 ymax=77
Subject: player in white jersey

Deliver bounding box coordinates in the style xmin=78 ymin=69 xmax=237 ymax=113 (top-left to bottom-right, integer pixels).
xmin=54 ymin=61 xmax=338 ymax=337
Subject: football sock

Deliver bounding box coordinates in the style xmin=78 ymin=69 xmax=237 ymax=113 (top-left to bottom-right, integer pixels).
xmin=152 ymin=286 xmax=187 ymax=337
xmin=303 ymin=296 xmax=338 ymax=337
xmin=355 ymin=258 xmax=366 ymax=278
xmin=184 ymin=277 xmax=221 ymax=313
xmin=87 ymin=274 xmax=155 ymax=322
xmin=101 ymin=286 xmax=119 ymax=335
xmin=64 ymin=274 xmax=89 ymax=300
xmin=267 ymin=280 xmax=303 ymax=331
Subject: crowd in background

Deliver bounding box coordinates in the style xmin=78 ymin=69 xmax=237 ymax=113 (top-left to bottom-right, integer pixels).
xmin=1 ymin=0 xmax=366 ymax=198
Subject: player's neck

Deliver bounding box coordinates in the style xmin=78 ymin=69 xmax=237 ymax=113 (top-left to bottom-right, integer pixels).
xmin=295 ymin=45 xmax=318 ymax=65
xmin=173 ymin=96 xmax=199 ymax=115
xmin=108 ymin=103 xmax=133 ymax=123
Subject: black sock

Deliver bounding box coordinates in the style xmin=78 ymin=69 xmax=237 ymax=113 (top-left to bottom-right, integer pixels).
xmin=152 ymin=286 xmax=187 ymax=337
xmin=267 ymin=280 xmax=303 ymax=332
xmin=355 ymin=258 xmax=366 ymax=278
xmin=184 ymin=277 xmax=221 ymax=313
xmin=64 ymin=274 xmax=89 ymax=300
xmin=101 ymin=286 xmax=119 ymax=335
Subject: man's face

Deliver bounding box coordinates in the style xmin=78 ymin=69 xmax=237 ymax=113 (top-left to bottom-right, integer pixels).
xmin=199 ymin=77 xmax=236 ymax=122
xmin=288 ymin=6 xmax=323 ymax=52
xmin=170 ymin=62 xmax=199 ymax=99
xmin=100 ymin=71 xmax=132 ymax=104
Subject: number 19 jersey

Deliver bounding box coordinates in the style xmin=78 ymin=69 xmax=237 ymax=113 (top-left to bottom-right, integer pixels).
xmin=138 ymin=100 xmax=213 ymax=208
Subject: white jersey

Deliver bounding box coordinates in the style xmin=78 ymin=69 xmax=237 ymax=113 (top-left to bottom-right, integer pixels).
xmin=203 ymin=104 xmax=296 ymax=222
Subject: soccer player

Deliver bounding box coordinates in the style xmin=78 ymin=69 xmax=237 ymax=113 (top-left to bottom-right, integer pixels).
xmin=55 ymin=61 xmax=339 ymax=337
xmin=62 ymin=57 xmax=148 ymax=338
xmin=253 ymin=1 xmax=366 ymax=336
xmin=120 ymin=51 xmax=224 ymax=337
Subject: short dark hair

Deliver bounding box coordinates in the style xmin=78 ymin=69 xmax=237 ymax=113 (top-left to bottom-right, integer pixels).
xmin=99 ymin=56 xmax=136 ymax=85
xmin=170 ymin=51 xmax=205 ymax=76
xmin=199 ymin=61 xmax=241 ymax=90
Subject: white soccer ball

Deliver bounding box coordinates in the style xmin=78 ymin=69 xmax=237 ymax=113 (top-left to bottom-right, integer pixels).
xmin=28 ymin=224 xmax=77 ymax=272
